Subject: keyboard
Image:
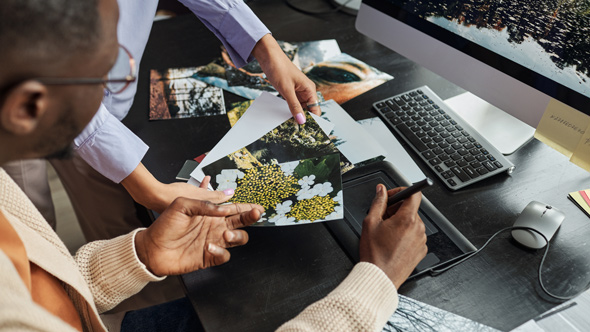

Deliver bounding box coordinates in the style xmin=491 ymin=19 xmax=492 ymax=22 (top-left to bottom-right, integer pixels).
xmin=373 ymin=86 xmax=514 ymax=190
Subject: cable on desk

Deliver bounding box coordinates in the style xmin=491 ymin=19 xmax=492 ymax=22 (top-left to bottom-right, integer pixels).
xmin=283 ymin=0 xmax=356 ymax=16
xmin=430 ymin=226 xmax=590 ymax=301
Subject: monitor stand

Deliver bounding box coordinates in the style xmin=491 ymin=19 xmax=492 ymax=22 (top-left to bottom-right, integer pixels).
xmin=330 ymin=0 xmax=362 ymax=15
xmin=444 ymin=92 xmax=535 ymax=155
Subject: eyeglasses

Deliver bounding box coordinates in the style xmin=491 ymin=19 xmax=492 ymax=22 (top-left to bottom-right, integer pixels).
xmin=37 ymin=45 xmax=136 ymax=94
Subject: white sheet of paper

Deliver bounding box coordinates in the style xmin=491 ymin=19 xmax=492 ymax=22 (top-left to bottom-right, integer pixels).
xmin=319 ymin=100 xmax=386 ymax=164
xmin=357 ymin=117 xmax=425 ymax=183
xmin=190 ymin=92 xmax=334 ymax=182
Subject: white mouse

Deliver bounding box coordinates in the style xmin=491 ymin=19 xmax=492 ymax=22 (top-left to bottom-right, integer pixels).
xmin=511 ymin=201 xmax=565 ymax=249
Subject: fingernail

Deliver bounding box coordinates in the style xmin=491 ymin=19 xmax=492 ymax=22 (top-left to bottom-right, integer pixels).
xmin=223 ymin=188 xmax=234 ymax=196
xmin=295 ymin=113 xmax=306 ymax=124
xmin=376 ymin=184 xmax=383 ymax=194
xmin=208 ymin=243 xmax=219 ymax=254
xmin=226 ymin=231 xmax=235 ymax=242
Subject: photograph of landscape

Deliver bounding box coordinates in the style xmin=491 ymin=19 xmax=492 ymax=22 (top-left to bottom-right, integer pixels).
xmin=149 ymin=67 xmax=225 ymax=120
xmin=389 ymin=0 xmax=590 ymax=97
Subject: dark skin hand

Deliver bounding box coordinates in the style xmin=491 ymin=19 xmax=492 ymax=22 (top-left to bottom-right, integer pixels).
xmin=135 ymin=197 xmax=264 ymax=277
xmin=359 ymin=184 xmax=428 ymax=289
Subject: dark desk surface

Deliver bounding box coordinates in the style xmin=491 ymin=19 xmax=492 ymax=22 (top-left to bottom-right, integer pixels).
xmin=125 ymin=1 xmax=590 ymax=331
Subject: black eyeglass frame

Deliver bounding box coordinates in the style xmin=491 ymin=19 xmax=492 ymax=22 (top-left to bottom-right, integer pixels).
xmin=36 ymin=45 xmax=136 ymax=94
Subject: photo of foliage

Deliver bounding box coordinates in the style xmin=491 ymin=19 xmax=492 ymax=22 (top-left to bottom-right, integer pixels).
xmin=226 ymin=100 xmax=254 ymax=127
xmin=211 ymin=154 xmax=343 ymax=226
xmin=149 ymin=68 xmax=225 ymax=120
xmin=202 ymin=112 xmax=353 ymax=176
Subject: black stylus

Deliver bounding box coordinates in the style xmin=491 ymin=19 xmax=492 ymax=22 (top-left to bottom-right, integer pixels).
xmin=387 ymin=177 xmax=433 ymax=205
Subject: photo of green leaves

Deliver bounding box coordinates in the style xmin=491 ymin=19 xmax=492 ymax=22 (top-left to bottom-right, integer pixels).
xmin=202 ymin=112 xmax=352 ymax=175
xmin=212 ymin=154 xmax=343 ymax=226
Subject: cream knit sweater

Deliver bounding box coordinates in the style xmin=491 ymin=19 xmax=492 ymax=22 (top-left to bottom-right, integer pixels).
xmin=0 ymin=168 xmax=398 ymax=332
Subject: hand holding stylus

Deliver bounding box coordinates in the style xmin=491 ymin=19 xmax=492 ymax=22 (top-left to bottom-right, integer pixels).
xmin=387 ymin=177 xmax=433 ymax=206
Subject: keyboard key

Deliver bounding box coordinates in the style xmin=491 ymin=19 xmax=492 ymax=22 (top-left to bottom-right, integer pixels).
xmin=483 ymin=161 xmax=497 ymax=171
xmin=447 ymin=179 xmax=457 ymax=186
xmin=463 ymin=166 xmax=479 ymax=179
xmin=444 ymin=160 xmax=456 ymax=167
xmin=451 ymin=167 xmax=470 ymax=182
xmin=429 ymin=158 xmax=441 ymax=165
xmin=397 ymin=123 xmax=428 ymax=152
xmin=476 ymin=167 xmax=488 ymax=175
xmin=422 ymin=151 xmax=436 ymax=159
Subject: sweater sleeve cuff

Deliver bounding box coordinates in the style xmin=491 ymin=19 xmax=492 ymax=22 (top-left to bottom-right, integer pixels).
xmin=93 ymin=229 xmax=165 ymax=308
xmin=332 ymin=262 xmax=399 ymax=325
xmin=101 ymin=229 xmax=166 ymax=286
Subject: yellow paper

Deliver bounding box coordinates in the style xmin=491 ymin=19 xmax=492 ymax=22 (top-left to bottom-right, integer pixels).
xmin=571 ymin=124 xmax=590 ymax=171
xmin=534 ymin=98 xmax=590 ymax=158
xmin=568 ymin=189 xmax=590 ymax=217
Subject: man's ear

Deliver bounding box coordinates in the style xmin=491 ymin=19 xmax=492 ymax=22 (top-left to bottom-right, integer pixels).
xmin=0 ymin=80 xmax=48 ymax=135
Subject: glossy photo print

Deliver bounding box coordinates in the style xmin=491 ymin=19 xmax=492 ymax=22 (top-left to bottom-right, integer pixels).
xmin=201 ymin=112 xmax=352 ymax=176
xmin=150 ymin=68 xmax=225 ymax=120
xmin=196 ymin=40 xmax=343 ymax=100
xmin=211 ymin=154 xmax=343 ymax=226
xmin=304 ymin=53 xmax=393 ymax=104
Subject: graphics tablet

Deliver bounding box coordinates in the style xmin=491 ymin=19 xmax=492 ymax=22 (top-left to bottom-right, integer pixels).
xmin=325 ymin=161 xmax=476 ymax=278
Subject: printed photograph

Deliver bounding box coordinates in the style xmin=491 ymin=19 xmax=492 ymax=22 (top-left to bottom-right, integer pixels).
xmin=210 ymin=154 xmax=343 ymax=226
xmin=202 ymin=112 xmax=352 ymax=176
xmin=382 ymin=295 xmax=498 ymax=332
xmin=293 ymin=39 xmax=342 ymax=70
xmin=150 ymin=68 xmax=225 ymax=120
xmin=196 ymin=40 xmax=344 ymax=100
xmin=304 ymin=53 xmax=393 ymax=104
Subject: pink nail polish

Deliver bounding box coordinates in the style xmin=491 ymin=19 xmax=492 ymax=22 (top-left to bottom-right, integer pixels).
xmin=295 ymin=113 xmax=306 ymax=124
xmin=223 ymin=188 xmax=234 ymax=196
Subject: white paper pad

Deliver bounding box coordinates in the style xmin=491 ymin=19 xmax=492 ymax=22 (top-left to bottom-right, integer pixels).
xmin=319 ymin=100 xmax=387 ymax=164
xmin=357 ymin=117 xmax=425 ymax=183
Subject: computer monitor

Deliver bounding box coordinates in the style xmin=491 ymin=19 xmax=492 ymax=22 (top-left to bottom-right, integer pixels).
xmin=356 ymin=0 xmax=590 ymax=154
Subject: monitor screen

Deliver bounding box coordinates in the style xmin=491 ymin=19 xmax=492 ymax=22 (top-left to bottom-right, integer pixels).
xmin=356 ymin=0 xmax=590 ymax=127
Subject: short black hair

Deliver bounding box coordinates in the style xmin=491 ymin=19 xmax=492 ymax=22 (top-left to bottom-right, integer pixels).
xmin=0 ymin=0 xmax=100 ymax=64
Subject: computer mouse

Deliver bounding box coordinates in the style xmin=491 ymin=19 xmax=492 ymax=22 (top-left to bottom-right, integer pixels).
xmin=511 ymin=201 xmax=565 ymax=249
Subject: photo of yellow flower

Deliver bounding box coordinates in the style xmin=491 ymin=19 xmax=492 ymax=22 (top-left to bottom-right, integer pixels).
xmin=209 ymin=154 xmax=343 ymax=226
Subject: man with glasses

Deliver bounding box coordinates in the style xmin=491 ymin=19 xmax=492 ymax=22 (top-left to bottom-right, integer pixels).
xmin=4 ymin=0 xmax=322 ymax=243
xmin=0 ymin=0 xmax=427 ymax=331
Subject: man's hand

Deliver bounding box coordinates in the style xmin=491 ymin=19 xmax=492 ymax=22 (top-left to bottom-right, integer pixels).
xmin=359 ymin=184 xmax=428 ymax=288
xmin=252 ymin=34 xmax=321 ymax=124
xmin=122 ymin=163 xmax=234 ymax=214
xmin=135 ymin=198 xmax=264 ymax=276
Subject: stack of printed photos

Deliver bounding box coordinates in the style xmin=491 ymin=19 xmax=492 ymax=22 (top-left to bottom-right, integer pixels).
xmin=201 ymin=110 xmax=345 ymax=227
xmin=149 ymin=39 xmax=393 ymax=120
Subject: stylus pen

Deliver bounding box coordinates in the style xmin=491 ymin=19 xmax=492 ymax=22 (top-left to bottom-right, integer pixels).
xmin=387 ymin=177 xmax=433 ymax=206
